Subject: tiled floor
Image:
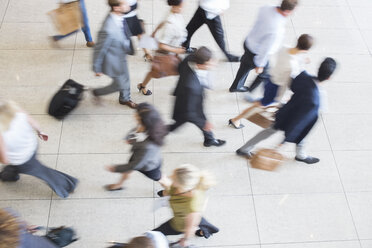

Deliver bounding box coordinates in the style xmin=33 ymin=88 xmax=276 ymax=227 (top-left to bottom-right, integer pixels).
xmin=0 ymin=0 xmax=371 ymax=247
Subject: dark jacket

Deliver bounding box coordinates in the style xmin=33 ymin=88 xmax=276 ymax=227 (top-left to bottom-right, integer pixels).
xmin=114 ymin=139 xmax=162 ymax=173
xmin=172 ymin=56 xmax=207 ymax=128
xmin=274 ymin=71 xmax=320 ymax=144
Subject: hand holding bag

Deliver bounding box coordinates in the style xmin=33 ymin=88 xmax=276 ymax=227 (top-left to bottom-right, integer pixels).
xmin=246 ymin=105 xmax=279 ymax=129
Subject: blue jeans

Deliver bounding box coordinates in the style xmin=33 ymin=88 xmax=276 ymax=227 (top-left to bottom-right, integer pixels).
xmin=53 ymin=0 xmax=92 ymax=42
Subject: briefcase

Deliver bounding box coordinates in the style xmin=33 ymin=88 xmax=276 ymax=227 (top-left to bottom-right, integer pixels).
xmin=48 ymin=1 xmax=82 ymax=35
xmin=246 ymin=105 xmax=278 ymax=129
xmin=250 ymin=149 xmax=284 ymax=171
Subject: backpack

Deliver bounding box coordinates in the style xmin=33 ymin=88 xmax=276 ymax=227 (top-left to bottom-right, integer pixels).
xmin=48 ymin=79 xmax=84 ymax=120
xmin=45 ymin=226 xmax=78 ymax=247
xmin=0 ymin=165 xmax=20 ymax=182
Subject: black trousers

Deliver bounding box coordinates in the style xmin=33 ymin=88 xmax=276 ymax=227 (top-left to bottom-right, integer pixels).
xmin=169 ymin=119 xmax=215 ymax=142
xmin=153 ymin=217 xmax=219 ymax=238
xmin=182 ymin=7 xmax=230 ymax=57
xmin=229 ymin=43 xmax=270 ymax=92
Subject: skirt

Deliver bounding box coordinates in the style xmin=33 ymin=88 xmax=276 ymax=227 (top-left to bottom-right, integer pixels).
xmin=151 ymin=54 xmax=181 ymax=78
xmin=125 ymin=15 xmax=144 ymax=36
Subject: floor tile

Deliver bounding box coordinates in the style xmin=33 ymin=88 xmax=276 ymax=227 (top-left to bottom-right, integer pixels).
xmin=262 ymin=241 xmax=361 ymax=248
xmin=250 ymin=151 xmax=343 ymax=195
xmin=323 ymin=114 xmax=372 ymax=150
xmin=33 ymin=115 xmax=63 ymax=154
xmin=255 ymin=193 xmax=358 ymax=243
xmin=0 ymin=0 xmax=9 ymax=23
xmin=48 ymin=198 xmax=154 ymax=248
xmin=55 ymin=153 xmax=154 ymax=198
xmin=347 ymin=192 xmax=372 ymax=239
xmin=0 ymin=155 xmax=56 ymax=200
xmin=3 ymin=0 xmax=56 ymax=23
xmin=0 ymin=200 xmax=51 ymax=227
xmin=156 ymin=153 xmax=252 ymax=196
xmin=361 ymin=240 xmax=372 ymax=248
xmin=361 ymin=30 xmax=372 ymax=54
xmin=350 ymin=6 xmax=372 ymax=30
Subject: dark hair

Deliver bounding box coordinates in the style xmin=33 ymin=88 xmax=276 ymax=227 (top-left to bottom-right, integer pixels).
xmin=192 ymin=46 xmax=213 ymax=65
xmin=127 ymin=236 xmax=154 ymax=248
xmin=317 ymin=57 xmax=337 ymax=82
xmin=136 ymin=103 xmax=167 ymax=146
xmin=296 ymin=34 xmax=314 ymax=51
xmin=280 ymin=0 xmax=298 ymax=11
xmin=167 ymin=0 xmax=182 ymax=6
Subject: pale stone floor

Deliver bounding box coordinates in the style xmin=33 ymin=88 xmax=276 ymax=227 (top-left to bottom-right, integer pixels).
xmin=1 ymin=0 xmax=372 ymax=247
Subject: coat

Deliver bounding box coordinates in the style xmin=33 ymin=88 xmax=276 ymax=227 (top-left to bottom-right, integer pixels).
xmin=274 ymin=71 xmax=320 ymax=144
xmin=93 ymin=14 xmax=134 ymax=77
xmin=172 ymin=56 xmax=207 ymax=128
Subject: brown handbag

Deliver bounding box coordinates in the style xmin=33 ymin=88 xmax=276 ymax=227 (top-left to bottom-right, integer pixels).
xmin=48 ymin=1 xmax=82 ymax=35
xmin=246 ymin=105 xmax=279 ymax=129
xmin=250 ymin=148 xmax=285 ymax=171
xmin=151 ymin=54 xmax=181 ymax=78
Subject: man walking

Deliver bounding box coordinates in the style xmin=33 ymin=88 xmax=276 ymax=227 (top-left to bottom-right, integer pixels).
xmin=92 ymin=0 xmax=136 ymax=108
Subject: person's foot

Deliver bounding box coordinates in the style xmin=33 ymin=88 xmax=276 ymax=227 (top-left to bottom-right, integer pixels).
xmin=157 ymin=190 xmax=164 ymax=197
xmin=185 ymin=47 xmax=197 ymax=54
xmin=86 ymin=41 xmax=95 ymax=47
xmin=104 ymin=184 xmax=123 ymax=191
xmin=236 ymin=149 xmax=253 ymax=159
xmin=137 ymin=83 xmax=152 ymax=95
xmin=295 ymin=156 xmax=320 ymax=164
xmin=203 ymin=139 xmax=226 ymax=147
xmin=143 ymin=53 xmax=153 ymax=62
xmin=226 ymin=54 xmax=240 ymax=62
xmin=228 ymin=119 xmax=245 ymax=129
xmin=119 ymin=100 xmax=137 ymax=109
xmin=229 ymin=86 xmax=249 ymax=93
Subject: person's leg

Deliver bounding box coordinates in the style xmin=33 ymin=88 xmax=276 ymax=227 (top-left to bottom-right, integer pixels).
xmin=196 ymin=217 xmax=219 ymax=239
xmin=118 ymin=73 xmax=131 ymax=102
xmin=229 ymin=101 xmax=262 ymax=127
xmin=295 ymin=140 xmax=320 ymax=164
xmin=169 ymin=120 xmax=186 ymax=132
xmin=229 ymin=45 xmax=256 ymax=91
xmin=17 ymin=153 xmax=78 ymax=198
xmin=93 ymin=77 xmax=122 ymax=97
xmin=138 ymin=71 xmax=153 ymax=95
xmin=247 ymin=61 xmax=270 ymax=92
xmin=237 ymin=127 xmax=278 ymax=155
xmin=182 ymin=7 xmax=206 ymax=49
xmin=53 ymin=30 xmax=78 ymax=41
xmin=153 ymin=219 xmax=183 ymax=236
xmin=106 ymin=172 xmax=132 ymax=190
xmin=79 ymin=0 xmax=93 ymax=43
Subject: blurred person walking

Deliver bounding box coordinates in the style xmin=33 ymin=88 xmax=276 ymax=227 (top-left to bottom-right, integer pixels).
xmin=169 ymin=47 xmax=226 ymax=147
xmin=52 ymin=0 xmax=94 ymax=47
xmin=107 ymin=231 xmax=169 ymax=248
xmin=229 ymin=34 xmax=314 ymax=129
xmin=104 ymin=103 xmax=171 ymax=191
xmin=182 ymin=0 xmax=240 ymax=62
xmin=235 ymin=58 xmax=337 ymax=164
xmin=0 ymin=100 xmax=78 ymax=198
xmin=137 ymin=0 xmax=187 ymax=96
xmin=92 ymin=0 xmax=136 ymax=109
xmin=154 ymin=164 xmax=219 ymax=247
xmin=229 ymin=0 xmax=298 ymax=93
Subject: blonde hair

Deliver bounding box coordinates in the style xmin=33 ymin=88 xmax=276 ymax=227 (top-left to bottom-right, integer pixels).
xmin=0 ymin=100 xmax=19 ymax=133
xmin=0 ymin=209 xmax=21 ymax=248
xmin=173 ymin=164 xmax=216 ymax=192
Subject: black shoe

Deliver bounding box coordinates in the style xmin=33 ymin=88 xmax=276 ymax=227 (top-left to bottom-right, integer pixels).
xmin=229 ymin=86 xmax=249 ymax=93
xmin=227 ymin=54 xmax=240 ymax=62
xmin=228 ymin=119 xmax=245 ymax=129
xmin=203 ymin=139 xmax=226 ymax=147
xmin=185 ymin=47 xmax=197 ymax=54
xmin=236 ymin=149 xmax=253 ymax=159
xmin=295 ymin=156 xmax=320 ymax=164
xmin=157 ymin=190 xmax=164 ymax=197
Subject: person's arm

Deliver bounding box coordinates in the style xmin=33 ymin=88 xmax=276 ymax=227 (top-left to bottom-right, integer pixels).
xmin=158 ymin=43 xmax=185 ymax=54
xmin=179 ymin=212 xmax=202 ymax=246
xmin=25 ymin=114 xmax=48 ymax=141
xmin=0 ymin=135 xmax=9 ymax=164
xmin=253 ymin=33 xmax=276 ymax=69
xmin=93 ymin=29 xmax=113 ymax=74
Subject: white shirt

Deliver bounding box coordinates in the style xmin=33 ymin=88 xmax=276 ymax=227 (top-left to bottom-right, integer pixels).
xmin=157 ymin=12 xmax=187 ymax=47
xmin=189 ymin=62 xmax=213 ymax=89
xmin=200 ymin=0 xmax=229 ymax=19
xmin=145 ymin=231 xmax=169 ymax=248
xmin=123 ymin=0 xmax=137 ymax=18
xmin=245 ymin=6 xmax=287 ymax=67
xmin=2 ymin=113 xmax=38 ymax=165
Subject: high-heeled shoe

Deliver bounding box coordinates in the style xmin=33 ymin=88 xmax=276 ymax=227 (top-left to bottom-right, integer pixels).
xmin=228 ymin=119 xmax=244 ymax=129
xmin=137 ymin=84 xmax=152 ymax=96
xmin=143 ymin=53 xmax=153 ymax=62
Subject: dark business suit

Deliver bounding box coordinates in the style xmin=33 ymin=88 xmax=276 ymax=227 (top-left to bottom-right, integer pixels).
xmin=170 ymin=56 xmax=214 ymax=142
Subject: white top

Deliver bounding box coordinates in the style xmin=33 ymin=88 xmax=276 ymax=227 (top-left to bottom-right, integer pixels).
xmin=2 ymin=113 xmax=38 ymax=165
xmin=200 ymin=0 xmax=229 ymax=19
xmin=123 ymin=0 xmax=137 ymax=18
xmin=245 ymin=6 xmax=287 ymax=67
xmin=145 ymin=231 xmax=169 ymax=248
xmin=156 ymin=12 xmax=187 ymax=48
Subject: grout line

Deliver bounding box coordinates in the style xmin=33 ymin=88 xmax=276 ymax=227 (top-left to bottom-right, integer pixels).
xmin=0 ymin=0 xmax=10 ymax=29
xmin=320 ymin=115 xmax=363 ymax=247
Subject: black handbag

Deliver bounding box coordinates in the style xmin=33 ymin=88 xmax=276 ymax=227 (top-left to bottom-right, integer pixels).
xmin=45 ymin=226 xmax=78 ymax=247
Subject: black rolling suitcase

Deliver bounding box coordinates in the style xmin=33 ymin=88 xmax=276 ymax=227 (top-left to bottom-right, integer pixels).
xmin=48 ymin=79 xmax=84 ymax=120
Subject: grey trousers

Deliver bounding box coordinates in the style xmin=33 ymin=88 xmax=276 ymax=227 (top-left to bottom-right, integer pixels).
xmin=16 ymin=152 xmax=78 ymax=198
xmin=239 ymin=127 xmax=307 ymax=158
xmin=93 ymin=74 xmax=131 ymax=101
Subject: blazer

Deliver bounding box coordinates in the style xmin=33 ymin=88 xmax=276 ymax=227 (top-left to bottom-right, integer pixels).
xmin=172 ymin=56 xmax=207 ymax=128
xmin=114 ymin=139 xmax=162 ymax=173
xmin=274 ymin=71 xmax=320 ymax=144
xmin=93 ymin=14 xmax=134 ymax=77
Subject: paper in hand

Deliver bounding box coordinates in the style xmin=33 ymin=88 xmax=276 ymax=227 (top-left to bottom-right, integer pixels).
xmin=138 ymin=34 xmax=159 ymax=50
